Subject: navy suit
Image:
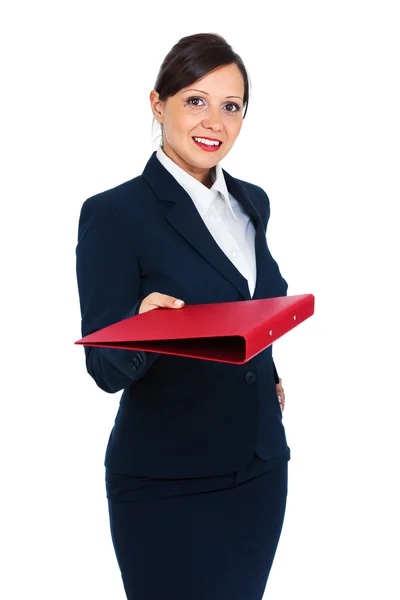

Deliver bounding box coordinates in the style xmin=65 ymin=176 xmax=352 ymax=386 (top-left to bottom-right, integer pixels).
xmin=76 ymin=151 xmax=290 ymax=478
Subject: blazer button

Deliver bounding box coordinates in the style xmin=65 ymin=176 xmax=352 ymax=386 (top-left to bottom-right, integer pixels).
xmin=244 ymin=371 xmax=256 ymax=384
xmin=131 ymin=356 xmax=140 ymax=368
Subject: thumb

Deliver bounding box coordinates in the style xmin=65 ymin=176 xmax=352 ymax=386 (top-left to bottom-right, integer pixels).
xmin=171 ymin=297 xmax=184 ymax=307
xmin=151 ymin=293 xmax=184 ymax=309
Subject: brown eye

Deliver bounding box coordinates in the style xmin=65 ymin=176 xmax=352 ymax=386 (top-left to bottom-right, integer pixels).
xmin=187 ymin=97 xmax=205 ymax=106
xmin=186 ymin=97 xmax=241 ymax=113
xmin=224 ymin=103 xmax=241 ymax=113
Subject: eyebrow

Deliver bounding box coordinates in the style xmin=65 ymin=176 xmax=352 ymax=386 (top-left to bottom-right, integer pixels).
xmin=181 ymin=88 xmax=243 ymax=100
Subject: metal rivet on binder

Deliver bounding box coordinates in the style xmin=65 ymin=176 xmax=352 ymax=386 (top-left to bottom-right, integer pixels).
xmin=269 ymin=330 xmax=273 ymax=336
xmin=293 ymin=315 xmax=297 ymax=320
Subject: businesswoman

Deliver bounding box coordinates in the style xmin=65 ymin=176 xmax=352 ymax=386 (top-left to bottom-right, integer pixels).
xmin=76 ymin=33 xmax=290 ymax=600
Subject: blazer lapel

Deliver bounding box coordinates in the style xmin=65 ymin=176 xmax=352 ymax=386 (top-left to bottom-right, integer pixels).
xmin=222 ymin=169 xmax=268 ymax=300
xmin=142 ymin=152 xmax=265 ymax=301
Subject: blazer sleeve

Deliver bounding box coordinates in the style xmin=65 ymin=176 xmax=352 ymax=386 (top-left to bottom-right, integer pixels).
xmin=272 ymin=361 xmax=280 ymax=384
xmin=76 ymin=198 xmax=160 ymax=394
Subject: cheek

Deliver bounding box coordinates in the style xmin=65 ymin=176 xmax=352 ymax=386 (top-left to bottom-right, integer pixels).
xmin=223 ymin=113 xmax=242 ymax=131
xmin=164 ymin=107 xmax=193 ymax=133
xmin=225 ymin=120 xmax=242 ymax=143
xmin=174 ymin=115 xmax=198 ymax=138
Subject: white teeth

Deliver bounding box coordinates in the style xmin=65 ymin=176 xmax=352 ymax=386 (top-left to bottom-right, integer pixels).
xmin=193 ymin=137 xmax=221 ymax=146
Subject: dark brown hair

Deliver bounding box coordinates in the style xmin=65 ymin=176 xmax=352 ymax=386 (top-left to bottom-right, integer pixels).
xmin=152 ymin=33 xmax=251 ymax=143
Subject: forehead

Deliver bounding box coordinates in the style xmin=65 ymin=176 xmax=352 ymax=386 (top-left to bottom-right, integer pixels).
xmin=180 ymin=64 xmax=244 ymax=95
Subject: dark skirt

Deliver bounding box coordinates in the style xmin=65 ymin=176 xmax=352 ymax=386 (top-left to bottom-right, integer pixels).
xmin=105 ymin=453 xmax=289 ymax=600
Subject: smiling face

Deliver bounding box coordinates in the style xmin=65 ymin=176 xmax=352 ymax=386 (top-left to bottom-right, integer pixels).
xmin=150 ymin=63 xmax=245 ymax=186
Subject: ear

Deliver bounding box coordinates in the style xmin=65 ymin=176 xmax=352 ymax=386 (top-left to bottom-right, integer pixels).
xmin=149 ymin=90 xmax=164 ymax=124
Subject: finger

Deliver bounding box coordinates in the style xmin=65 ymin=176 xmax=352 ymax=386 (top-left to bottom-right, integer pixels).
xmin=148 ymin=293 xmax=185 ymax=311
xmin=160 ymin=294 xmax=185 ymax=308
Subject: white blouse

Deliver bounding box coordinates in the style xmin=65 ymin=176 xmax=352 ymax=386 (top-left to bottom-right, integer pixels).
xmin=156 ymin=145 xmax=257 ymax=298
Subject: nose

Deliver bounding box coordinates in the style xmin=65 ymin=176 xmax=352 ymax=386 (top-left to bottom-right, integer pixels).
xmin=202 ymin=107 xmax=223 ymax=130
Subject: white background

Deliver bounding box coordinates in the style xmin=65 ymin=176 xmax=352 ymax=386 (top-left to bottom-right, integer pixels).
xmin=1 ymin=1 xmax=399 ymax=598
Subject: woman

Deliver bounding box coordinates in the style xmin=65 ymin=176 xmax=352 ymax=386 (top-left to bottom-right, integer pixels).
xmin=76 ymin=32 xmax=290 ymax=600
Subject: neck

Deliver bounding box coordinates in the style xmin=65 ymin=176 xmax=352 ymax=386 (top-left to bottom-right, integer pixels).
xmin=161 ymin=143 xmax=215 ymax=188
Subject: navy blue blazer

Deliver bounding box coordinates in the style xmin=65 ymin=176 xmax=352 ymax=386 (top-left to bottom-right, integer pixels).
xmin=76 ymin=151 xmax=290 ymax=478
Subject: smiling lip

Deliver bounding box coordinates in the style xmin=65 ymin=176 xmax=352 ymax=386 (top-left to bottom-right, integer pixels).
xmin=192 ymin=136 xmax=223 ymax=152
xmin=192 ymin=136 xmax=222 ymax=142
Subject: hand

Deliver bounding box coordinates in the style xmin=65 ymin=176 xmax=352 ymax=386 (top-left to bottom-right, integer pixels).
xmin=276 ymin=378 xmax=285 ymax=412
xmin=138 ymin=292 xmax=185 ymax=315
